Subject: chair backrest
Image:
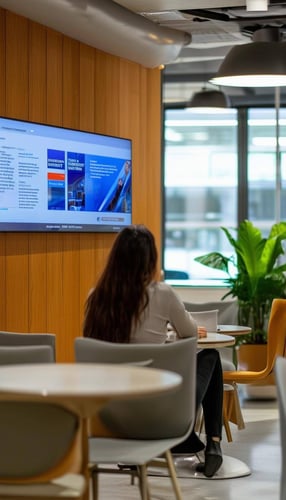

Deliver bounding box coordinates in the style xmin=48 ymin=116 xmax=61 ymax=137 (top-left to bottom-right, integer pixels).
xmin=74 ymin=336 xmax=197 ymax=440
xmin=183 ymin=300 xmax=238 ymax=325
xmin=0 ymin=400 xmax=81 ymax=482
xmin=266 ymin=299 xmax=286 ymax=375
xmin=0 ymin=331 xmax=56 ymax=361
xmin=274 ymin=356 xmax=286 ymax=500
xmin=183 ymin=300 xmax=238 ymax=370
xmin=0 ymin=345 xmax=54 ymax=365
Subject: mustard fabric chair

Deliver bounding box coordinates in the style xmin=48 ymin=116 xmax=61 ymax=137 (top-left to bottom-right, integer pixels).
xmin=74 ymin=336 xmax=197 ymax=500
xmin=0 ymin=400 xmax=86 ymax=499
xmin=224 ymin=298 xmax=286 ymax=386
xmin=275 ymin=356 xmax=286 ymax=500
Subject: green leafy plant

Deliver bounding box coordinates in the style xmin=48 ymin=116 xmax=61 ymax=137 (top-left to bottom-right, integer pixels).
xmin=195 ymin=220 xmax=286 ymax=344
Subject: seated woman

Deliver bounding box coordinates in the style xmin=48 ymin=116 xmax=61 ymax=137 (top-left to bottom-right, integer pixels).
xmin=83 ymin=224 xmax=223 ymax=477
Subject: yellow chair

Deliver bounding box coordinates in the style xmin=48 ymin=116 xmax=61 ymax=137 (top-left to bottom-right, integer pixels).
xmin=224 ymin=298 xmax=286 ymax=387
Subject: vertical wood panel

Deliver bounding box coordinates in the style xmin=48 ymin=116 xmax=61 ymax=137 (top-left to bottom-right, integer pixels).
xmin=29 ymin=234 xmax=47 ymax=332
xmin=5 ymin=11 xmax=28 ymax=118
xmin=0 ymin=10 xmax=6 ymax=329
xmin=46 ymin=28 xmax=64 ymax=358
xmin=146 ymin=69 xmax=162 ymax=246
xmin=5 ymin=234 xmax=29 ymax=330
xmin=28 ymin=21 xmax=48 ymax=333
xmin=79 ymin=44 xmax=95 ymax=132
xmin=61 ymin=37 xmax=81 ymax=359
xmin=62 ymin=234 xmax=80 ymax=360
xmin=0 ymin=9 xmax=6 ymax=115
xmin=94 ymin=50 xmax=120 ymax=135
xmin=0 ymin=234 xmax=6 ymax=328
xmin=28 ymin=22 xmax=47 ymax=121
xmin=78 ymin=45 xmax=96 ymax=327
xmin=46 ymin=234 xmax=63 ymax=359
xmin=5 ymin=12 xmax=29 ymax=330
xmin=136 ymin=67 xmax=148 ymax=223
xmin=46 ymin=29 xmax=63 ymax=126
xmin=63 ymin=37 xmax=80 ymax=129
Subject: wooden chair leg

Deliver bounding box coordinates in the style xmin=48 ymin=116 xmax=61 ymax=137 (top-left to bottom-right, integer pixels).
xmin=138 ymin=464 xmax=150 ymax=500
xmin=91 ymin=467 xmax=99 ymax=500
xmin=223 ymin=384 xmax=235 ymax=442
xmin=223 ymin=401 xmax=233 ymax=442
xmin=164 ymin=450 xmax=183 ymax=500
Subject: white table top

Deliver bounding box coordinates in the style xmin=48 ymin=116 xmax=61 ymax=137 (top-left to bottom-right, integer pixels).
xmin=0 ymin=363 xmax=182 ymax=417
xmin=197 ymin=332 xmax=235 ymax=348
xmin=217 ymin=325 xmax=252 ymax=336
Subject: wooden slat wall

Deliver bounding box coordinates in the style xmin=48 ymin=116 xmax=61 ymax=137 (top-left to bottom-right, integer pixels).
xmin=0 ymin=9 xmax=162 ymax=361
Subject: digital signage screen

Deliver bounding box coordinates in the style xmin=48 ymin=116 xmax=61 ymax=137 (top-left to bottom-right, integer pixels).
xmin=0 ymin=117 xmax=132 ymax=232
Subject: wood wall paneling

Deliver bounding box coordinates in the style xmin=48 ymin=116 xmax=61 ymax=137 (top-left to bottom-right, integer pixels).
xmin=5 ymin=233 xmax=29 ymax=330
xmin=0 ymin=9 xmax=6 ymax=115
xmin=46 ymin=28 xmax=63 ymax=126
xmin=5 ymin=11 xmax=29 ymax=119
xmin=0 ymin=233 xmax=5 ymax=328
xmin=28 ymin=21 xmax=47 ymax=122
xmin=0 ymin=8 xmax=162 ymax=361
xmin=0 ymin=10 xmax=5 ymax=328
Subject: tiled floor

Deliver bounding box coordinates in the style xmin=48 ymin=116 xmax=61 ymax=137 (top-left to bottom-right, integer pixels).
xmin=96 ymin=396 xmax=281 ymax=499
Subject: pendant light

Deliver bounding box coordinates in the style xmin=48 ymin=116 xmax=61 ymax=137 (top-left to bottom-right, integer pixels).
xmin=189 ymin=88 xmax=230 ymax=109
xmin=210 ymin=27 xmax=286 ymax=88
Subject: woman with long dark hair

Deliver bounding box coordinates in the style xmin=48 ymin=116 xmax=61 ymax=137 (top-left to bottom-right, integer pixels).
xmin=83 ymin=224 xmax=223 ymax=477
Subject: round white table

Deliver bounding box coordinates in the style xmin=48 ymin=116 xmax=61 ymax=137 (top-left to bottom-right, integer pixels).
xmin=217 ymin=325 xmax=252 ymax=336
xmin=0 ymin=363 xmax=181 ymax=416
xmin=197 ymin=332 xmax=235 ymax=349
xmin=0 ymin=363 xmax=182 ymax=500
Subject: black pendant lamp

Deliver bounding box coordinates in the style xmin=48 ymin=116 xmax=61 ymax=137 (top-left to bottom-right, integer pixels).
xmin=210 ymin=27 xmax=286 ymax=88
xmin=189 ymin=89 xmax=230 ymax=109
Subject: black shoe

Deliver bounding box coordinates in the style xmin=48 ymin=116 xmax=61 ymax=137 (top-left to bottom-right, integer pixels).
xmin=117 ymin=463 xmax=137 ymax=471
xmin=172 ymin=431 xmax=205 ymax=455
xmin=203 ymin=440 xmax=223 ymax=478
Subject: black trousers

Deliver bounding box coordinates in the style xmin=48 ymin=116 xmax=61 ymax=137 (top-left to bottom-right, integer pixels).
xmin=196 ymin=348 xmax=223 ymax=439
xmin=172 ymin=348 xmax=224 ymax=454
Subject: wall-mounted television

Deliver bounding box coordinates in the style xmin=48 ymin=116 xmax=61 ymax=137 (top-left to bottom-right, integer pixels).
xmin=0 ymin=116 xmax=132 ymax=232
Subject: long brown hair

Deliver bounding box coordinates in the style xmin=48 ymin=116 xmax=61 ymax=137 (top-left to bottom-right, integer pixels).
xmin=83 ymin=224 xmax=158 ymax=342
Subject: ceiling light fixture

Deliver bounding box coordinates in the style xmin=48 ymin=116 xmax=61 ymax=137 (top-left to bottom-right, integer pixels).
xmin=188 ymin=88 xmax=230 ymax=110
xmin=209 ymin=27 xmax=286 ymax=87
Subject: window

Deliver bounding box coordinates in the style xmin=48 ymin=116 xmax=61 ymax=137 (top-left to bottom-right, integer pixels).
xmin=163 ymin=107 xmax=285 ymax=283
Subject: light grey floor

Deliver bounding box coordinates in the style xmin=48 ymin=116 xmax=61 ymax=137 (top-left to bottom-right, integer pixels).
xmin=95 ymin=396 xmax=281 ymax=499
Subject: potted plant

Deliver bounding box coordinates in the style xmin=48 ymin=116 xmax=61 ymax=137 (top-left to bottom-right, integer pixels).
xmin=194 ymin=219 xmax=286 ymax=396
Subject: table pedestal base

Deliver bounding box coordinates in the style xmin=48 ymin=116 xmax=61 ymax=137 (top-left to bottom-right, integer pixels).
xmin=148 ymin=454 xmax=251 ymax=480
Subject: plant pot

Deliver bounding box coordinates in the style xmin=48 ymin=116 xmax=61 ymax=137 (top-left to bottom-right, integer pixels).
xmin=236 ymin=343 xmax=277 ymax=400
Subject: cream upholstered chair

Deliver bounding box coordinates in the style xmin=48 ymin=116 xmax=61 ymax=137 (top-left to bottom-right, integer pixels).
xmin=183 ymin=300 xmax=244 ymax=441
xmin=74 ymin=336 xmax=197 ymax=500
xmin=0 ymin=400 xmax=86 ymax=499
xmin=0 ymin=331 xmax=56 ymax=361
xmin=275 ymin=356 xmax=286 ymax=500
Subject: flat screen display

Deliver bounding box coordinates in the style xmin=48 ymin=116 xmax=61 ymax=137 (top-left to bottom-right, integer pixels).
xmin=0 ymin=117 xmax=132 ymax=232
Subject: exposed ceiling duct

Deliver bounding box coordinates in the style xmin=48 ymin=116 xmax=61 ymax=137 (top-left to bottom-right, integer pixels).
xmin=0 ymin=0 xmax=191 ymax=68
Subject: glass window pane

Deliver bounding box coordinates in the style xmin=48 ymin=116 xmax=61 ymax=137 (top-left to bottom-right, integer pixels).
xmin=248 ymin=108 xmax=286 ymax=235
xmin=164 ymin=108 xmax=238 ymax=282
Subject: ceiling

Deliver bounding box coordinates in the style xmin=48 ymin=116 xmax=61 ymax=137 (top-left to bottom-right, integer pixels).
xmin=114 ymin=0 xmax=286 ymax=107
xmin=1 ymin=0 xmax=286 ymax=107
